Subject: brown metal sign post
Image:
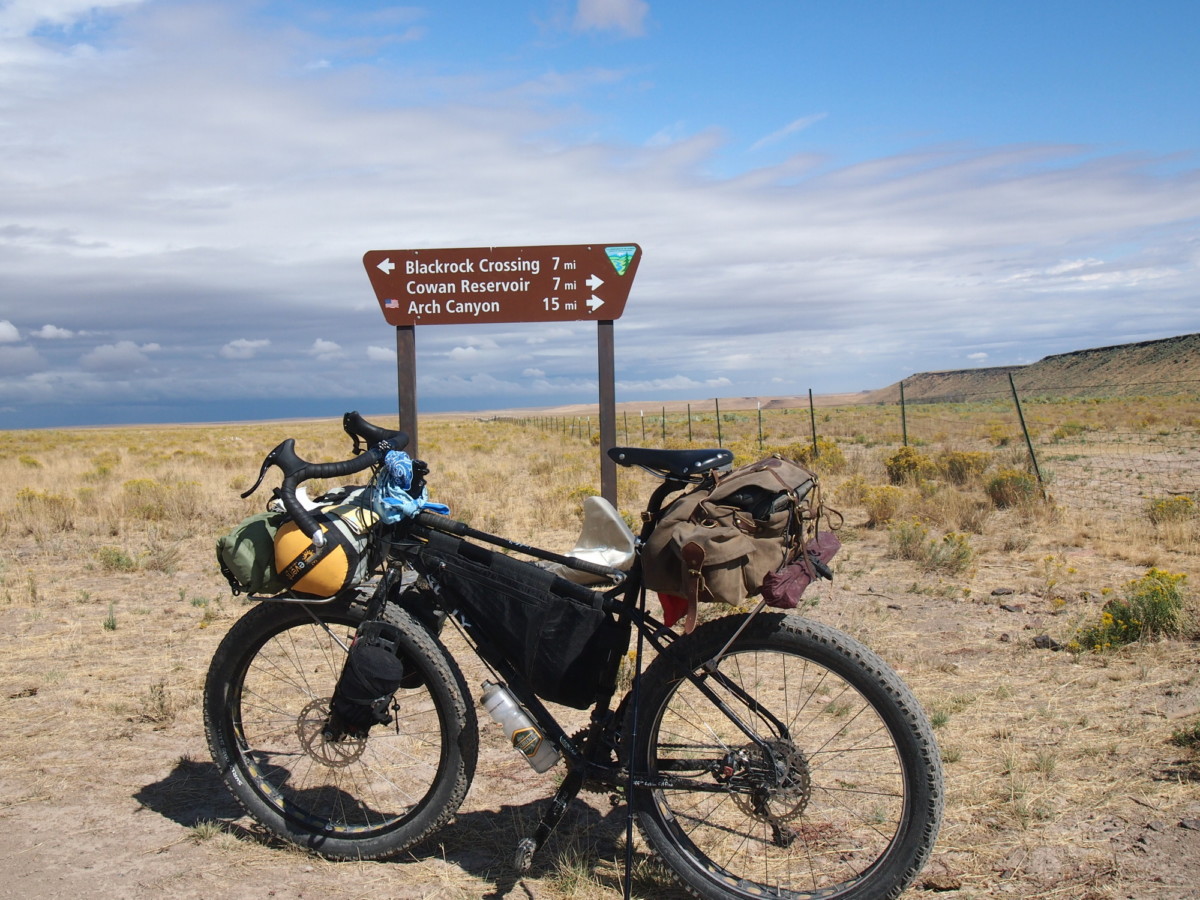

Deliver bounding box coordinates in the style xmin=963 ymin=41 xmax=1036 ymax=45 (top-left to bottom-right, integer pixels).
xmin=363 ymin=244 xmax=641 ymax=506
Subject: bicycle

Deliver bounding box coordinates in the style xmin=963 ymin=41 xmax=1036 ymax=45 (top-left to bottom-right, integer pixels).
xmin=203 ymin=411 xmax=943 ymax=900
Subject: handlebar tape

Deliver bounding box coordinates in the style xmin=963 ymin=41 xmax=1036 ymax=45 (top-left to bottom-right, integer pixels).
xmin=281 ymin=446 xmax=384 ymax=544
xmin=241 ymin=410 xmax=407 ymax=544
xmin=343 ymin=410 xmax=408 ymax=454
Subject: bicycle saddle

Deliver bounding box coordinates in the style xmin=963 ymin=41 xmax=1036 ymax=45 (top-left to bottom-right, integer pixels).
xmin=607 ymin=446 xmax=734 ymax=480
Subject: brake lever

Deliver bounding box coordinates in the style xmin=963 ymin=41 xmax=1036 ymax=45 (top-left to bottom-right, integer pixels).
xmin=240 ymin=439 xmax=306 ymax=498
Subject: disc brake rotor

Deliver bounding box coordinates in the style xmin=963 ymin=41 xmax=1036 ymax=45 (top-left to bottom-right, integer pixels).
xmin=297 ymin=698 xmax=367 ymax=767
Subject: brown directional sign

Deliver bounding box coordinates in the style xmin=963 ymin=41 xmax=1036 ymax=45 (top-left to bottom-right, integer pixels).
xmin=363 ymin=243 xmax=641 ymax=326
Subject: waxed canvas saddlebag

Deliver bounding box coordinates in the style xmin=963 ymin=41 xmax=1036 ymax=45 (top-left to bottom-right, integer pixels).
xmin=642 ymin=456 xmax=826 ymax=627
xmin=417 ymin=530 xmax=628 ymax=709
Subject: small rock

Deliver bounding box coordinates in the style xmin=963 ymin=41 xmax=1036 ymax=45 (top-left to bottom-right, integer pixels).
xmin=887 ymin=603 xmax=902 ymax=610
xmin=922 ymin=874 xmax=963 ymax=892
xmin=999 ymin=603 xmax=1024 ymax=613
xmin=992 ymin=587 xmax=1015 ymax=595
xmin=1146 ymin=820 xmax=1170 ymax=833
xmin=1180 ymin=818 xmax=1200 ymax=831
xmin=998 ymin=633 xmax=1011 ymax=643
xmin=1033 ymin=634 xmax=1064 ymax=651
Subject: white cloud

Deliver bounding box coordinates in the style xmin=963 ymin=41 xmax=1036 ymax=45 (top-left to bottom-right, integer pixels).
xmin=526 ymin=329 xmax=576 ymax=345
xmin=448 ymin=345 xmax=480 ymax=362
xmin=573 ymin=0 xmax=648 ymax=36
xmin=749 ymin=113 xmax=828 ymax=151
xmin=418 ymin=371 xmax=522 ymax=398
xmin=80 ymin=340 xmax=159 ymax=372
xmin=522 ymin=367 xmax=545 ymax=377
xmin=31 ymin=324 xmax=74 ymax=339
xmin=367 ymin=345 xmax=396 ymax=362
xmin=308 ymin=338 xmax=343 ymax=361
xmin=220 ymin=338 xmax=270 ymax=359
xmin=0 ymin=321 xmax=19 ymax=343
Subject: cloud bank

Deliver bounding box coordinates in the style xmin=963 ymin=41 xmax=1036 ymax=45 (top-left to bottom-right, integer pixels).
xmin=0 ymin=2 xmax=1197 ymax=428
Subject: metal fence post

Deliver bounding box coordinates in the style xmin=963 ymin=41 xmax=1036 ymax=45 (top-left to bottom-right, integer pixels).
xmin=1008 ymin=373 xmax=1046 ymax=499
xmin=808 ymin=388 xmax=819 ymax=459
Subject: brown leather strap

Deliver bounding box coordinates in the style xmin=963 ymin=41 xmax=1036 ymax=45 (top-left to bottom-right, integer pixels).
xmin=681 ymin=540 xmax=706 ymax=633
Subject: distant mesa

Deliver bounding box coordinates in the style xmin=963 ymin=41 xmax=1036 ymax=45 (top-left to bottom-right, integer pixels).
xmin=862 ymin=332 xmax=1200 ymax=404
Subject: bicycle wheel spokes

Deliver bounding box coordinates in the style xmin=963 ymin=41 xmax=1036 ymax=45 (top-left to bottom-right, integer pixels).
xmin=649 ymin=644 xmax=906 ymax=896
xmin=237 ymin=620 xmax=446 ymax=834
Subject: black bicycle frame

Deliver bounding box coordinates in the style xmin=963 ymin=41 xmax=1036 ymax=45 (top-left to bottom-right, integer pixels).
xmin=379 ymin=514 xmax=793 ymax=791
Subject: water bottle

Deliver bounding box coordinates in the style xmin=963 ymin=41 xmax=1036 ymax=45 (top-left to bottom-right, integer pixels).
xmin=480 ymin=681 xmax=560 ymax=773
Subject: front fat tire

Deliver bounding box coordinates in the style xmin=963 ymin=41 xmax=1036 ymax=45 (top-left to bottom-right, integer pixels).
xmin=630 ymin=613 xmax=943 ymax=900
xmin=203 ymin=599 xmax=477 ymax=860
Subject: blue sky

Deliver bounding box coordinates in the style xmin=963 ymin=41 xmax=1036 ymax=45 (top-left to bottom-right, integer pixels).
xmin=2 ymin=0 xmax=1198 ymax=429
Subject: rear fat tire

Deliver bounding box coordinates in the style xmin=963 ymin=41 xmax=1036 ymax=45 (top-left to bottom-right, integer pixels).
xmin=629 ymin=613 xmax=943 ymax=900
xmin=203 ymin=599 xmax=477 ymax=860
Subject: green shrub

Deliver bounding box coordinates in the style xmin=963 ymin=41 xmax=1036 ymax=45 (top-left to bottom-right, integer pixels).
xmin=1072 ymin=568 xmax=1188 ymax=651
xmin=1171 ymin=720 xmax=1200 ymax=750
xmin=986 ymin=424 xmax=1013 ymax=447
xmin=121 ymin=478 xmax=204 ymax=521
xmin=887 ymin=520 xmax=974 ymax=575
xmin=864 ymin=485 xmax=905 ymax=526
xmin=884 ymin=447 xmax=934 ymax=485
xmin=13 ymin=488 xmax=76 ymax=536
xmin=783 ymin=438 xmax=847 ymax=474
xmin=938 ymin=450 xmax=991 ymax=485
xmin=985 ymin=469 xmax=1039 ymax=508
xmin=1147 ymin=495 xmax=1195 ymax=525
xmin=922 ymin=531 xmax=974 ymax=575
xmin=1050 ymin=422 xmax=1087 ymax=442
xmin=96 ymin=546 xmax=138 ymax=572
xmin=836 ymin=474 xmax=871 ymax=507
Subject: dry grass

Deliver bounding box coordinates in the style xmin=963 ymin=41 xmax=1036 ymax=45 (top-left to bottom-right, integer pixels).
xmin=1 ymin=406 xmax=1199 ymax=899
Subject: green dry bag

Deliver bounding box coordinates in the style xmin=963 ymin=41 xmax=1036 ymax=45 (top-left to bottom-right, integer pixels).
xmin=216 ymin=510 xmax=288 ymax=595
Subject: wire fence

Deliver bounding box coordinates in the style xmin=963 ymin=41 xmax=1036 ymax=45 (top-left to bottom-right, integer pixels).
xmin=504 ymin=377 xmax=1200 ymax=522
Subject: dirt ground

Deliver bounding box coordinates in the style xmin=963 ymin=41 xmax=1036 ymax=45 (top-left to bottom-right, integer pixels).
xmin=2 ymin=516 xmax=1199 ymax=900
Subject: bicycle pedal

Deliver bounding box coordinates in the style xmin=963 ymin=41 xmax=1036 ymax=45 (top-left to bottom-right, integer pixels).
xmin=513 ymin=837 xmax=537 ymax=873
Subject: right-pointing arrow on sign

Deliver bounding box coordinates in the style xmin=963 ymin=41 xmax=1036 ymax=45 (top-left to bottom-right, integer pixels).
xmin=586 ymin=274 xmax=604 ymax=291
xmin=587 ymin=295 xmax=605 ymax=312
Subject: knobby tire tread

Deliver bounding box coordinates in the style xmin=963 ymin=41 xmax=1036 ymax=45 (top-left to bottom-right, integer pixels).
xmin=203 ymin=599 xmax=477 ymax=861
xmin=629 ymin=612 xmax=943 ymax=900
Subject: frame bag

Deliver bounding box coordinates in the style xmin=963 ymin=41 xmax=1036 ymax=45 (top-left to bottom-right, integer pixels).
xmin=417 ymin=530 xmax=628 ymax=709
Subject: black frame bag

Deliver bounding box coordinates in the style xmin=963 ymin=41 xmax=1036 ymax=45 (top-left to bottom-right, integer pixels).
xmin=417 ymin=530 xmax=628 ymax=709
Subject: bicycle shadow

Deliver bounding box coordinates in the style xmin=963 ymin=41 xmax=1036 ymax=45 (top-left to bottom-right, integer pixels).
xmin=135 ymin=756 xmax=691 ymax=898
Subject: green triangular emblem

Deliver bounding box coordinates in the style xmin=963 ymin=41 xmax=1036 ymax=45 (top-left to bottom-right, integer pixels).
xmin=605 ymin=245 xmax=637 ymax=276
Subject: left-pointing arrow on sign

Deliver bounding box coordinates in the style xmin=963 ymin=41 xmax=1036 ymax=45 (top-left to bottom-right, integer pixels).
xmin=378 ymin=258 xmax=395 ymax=274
